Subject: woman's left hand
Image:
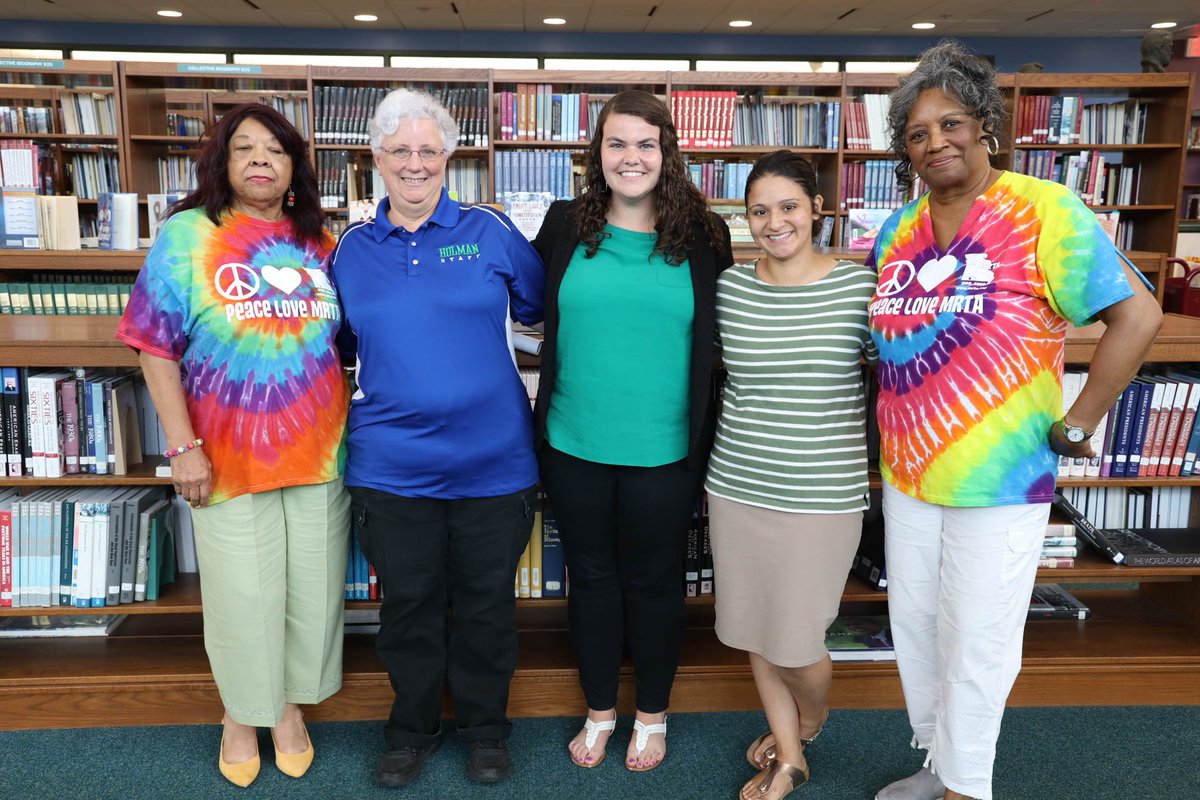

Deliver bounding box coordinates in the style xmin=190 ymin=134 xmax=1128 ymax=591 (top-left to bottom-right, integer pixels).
xmin=1047 ymin=419 xmax=1096 ymax=459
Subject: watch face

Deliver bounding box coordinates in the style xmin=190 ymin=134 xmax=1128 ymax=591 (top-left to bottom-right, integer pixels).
xmin=1066 ymin=427 xmax=1086 ymax=443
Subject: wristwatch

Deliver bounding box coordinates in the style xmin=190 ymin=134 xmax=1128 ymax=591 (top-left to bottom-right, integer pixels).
xmin=1059 ymin=418 xmax=1094 ymax=444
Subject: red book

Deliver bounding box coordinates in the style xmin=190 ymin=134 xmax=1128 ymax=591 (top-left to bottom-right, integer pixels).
xmin=1169 ymin=383 xmax=1200 ymax=476
xmin=1138 ymin=382 xmax=1167 ymax=476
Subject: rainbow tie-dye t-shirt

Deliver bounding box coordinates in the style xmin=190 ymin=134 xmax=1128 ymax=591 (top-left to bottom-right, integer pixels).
xmin=116 ymin=208 xmax=348 ymax=506
xmin=866 ymin=171 xmax=1136 ymax=507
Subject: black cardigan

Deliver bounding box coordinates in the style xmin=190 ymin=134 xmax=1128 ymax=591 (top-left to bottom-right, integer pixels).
xmin=530 ymin=199 xmax=734 ymax=472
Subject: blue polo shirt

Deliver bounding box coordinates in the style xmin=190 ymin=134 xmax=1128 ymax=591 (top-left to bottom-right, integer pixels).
xmin=330 ymin=189 xmax=545 ymax=499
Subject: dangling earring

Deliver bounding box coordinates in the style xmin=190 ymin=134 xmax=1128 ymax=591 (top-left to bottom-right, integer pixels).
xmin=286 ymin=186 xmax=296 ymax=207
xmin=981 ymin=134 xmax=1000 ymax=157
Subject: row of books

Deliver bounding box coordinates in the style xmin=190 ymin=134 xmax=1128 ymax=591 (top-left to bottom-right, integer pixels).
xmin=0 ymin=104 xmax=53 ymax=135
xmin=843 ymin=95 xmax=892 ymax=151
xmin=1058 ymin=486 xmax=1192 ymax=532
xmin=496 ymin=86 xmax=595 ymax=143
xmin=313 ymin=84 xmax=489 ymax=147
xmin=0 ymin=487 xmax=174 ymax=609
xmin=61 ymin=91 xmax=118 ymax=137
xmin=0 ymin=279 xmax=132 ymax=316
xmin=316 ymin=149 xmax=351 ymax=210
xmin=445 ymin=159 xmax=489 ymax=205
xmin=1065 ymin=369 xmax=1200 ymax=480
xmin=266 ymin=94 xmax=310 ymax=139
xmin=155 ymin=154 xmax=196 ymax=194
xmin=495 ymin=150 xmax=576 ymax=200
xmin=672 ymin=90 xmax=738 ymax=149
xmin=839 ymin=160 xmax=923 ymax=210
xmin=0 ymin=92 xmax=116 ymax=137
xmin=1188 ymin=120 xmax=1200 ymax=149
xmin=1014 ymin=95 xmax=1149 ymax=146
xmin=165 ymin=112 xmax=204 ymax=138
xmin=0 ymin=138 xmax=40 ymax=189
xmin=731 ymin=97 xmax=840 ymax=150
xmin=686 ymin=159 xmax=752 ymax=201
xmin=64 ymin=148 xmax=121 ymax=199
xmin=1012 ymin=149 xmax=1141 ymax=206
xmin=1054 ymin=491 xmax=1200 ymax=567
xmin=1 ymin=367 xmax=156 ymax=480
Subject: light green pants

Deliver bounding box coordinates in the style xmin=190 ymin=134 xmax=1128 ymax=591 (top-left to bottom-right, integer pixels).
xmin=191 ymin=478 xmax=350 ymax=727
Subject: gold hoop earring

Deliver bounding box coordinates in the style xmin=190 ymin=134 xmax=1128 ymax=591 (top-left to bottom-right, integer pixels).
xmin=982 ymin=134 xmax=1000 ymax=157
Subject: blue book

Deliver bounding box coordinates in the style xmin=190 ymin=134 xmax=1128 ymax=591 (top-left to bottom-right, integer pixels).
xmin=90 ymin=379 xmax=108 ymax=475
xmin=354 ymin=533 xmax=367 ymax=600
xmin=1126 ymin=380 xmax=1155 ymax=476
xmin=540 ymin=499 xmax=565 ymax=598
xmin=1111 ymin=382 xmax=1140 ymax=477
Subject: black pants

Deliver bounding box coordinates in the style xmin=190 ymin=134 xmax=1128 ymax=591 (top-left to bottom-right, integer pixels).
xmin=350 ymin=485 xmax=536 ymax=750
xmin=537 ymin=444 xmax=701 ymax=713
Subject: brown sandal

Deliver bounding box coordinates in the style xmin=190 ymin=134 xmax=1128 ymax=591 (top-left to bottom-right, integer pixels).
xmin=742 ymin=759 xmax=809 ymax=799
xmin=745 ymin=730 xmax=776 ymax=769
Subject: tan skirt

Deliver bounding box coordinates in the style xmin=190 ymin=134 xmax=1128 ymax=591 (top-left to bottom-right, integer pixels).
xmin=708 ymin=494 xmax=863 ymax=668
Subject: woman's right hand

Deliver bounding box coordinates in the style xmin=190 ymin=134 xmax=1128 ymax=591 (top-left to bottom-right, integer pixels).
xmin=171 ymin=446 xmax=213 ymax=508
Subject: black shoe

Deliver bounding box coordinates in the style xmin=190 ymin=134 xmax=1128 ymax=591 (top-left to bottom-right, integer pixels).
xmin=375 ymin=739 xmax=440 ymax=788
xmin=466 ymin=739 xmax=511 ymax=784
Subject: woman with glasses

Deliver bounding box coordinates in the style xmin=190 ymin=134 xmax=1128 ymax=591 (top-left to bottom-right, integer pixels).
xmin=328 ymin=88 xmax=545 ymax=790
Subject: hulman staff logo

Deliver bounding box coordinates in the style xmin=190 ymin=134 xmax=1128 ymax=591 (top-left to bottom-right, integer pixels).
xmin=438 ymin=241 xmax=481 ymax=262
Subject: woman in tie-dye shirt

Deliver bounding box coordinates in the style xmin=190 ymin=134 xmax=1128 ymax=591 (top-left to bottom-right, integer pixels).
xmin=116 ymin=104 xmax=348 ymax=788
xmin=866 ymin=42 xmax=1161 ymax=800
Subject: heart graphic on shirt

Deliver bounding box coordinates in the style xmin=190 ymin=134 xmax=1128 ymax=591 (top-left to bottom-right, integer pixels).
xmin=916 ymin=255 xmax=959 ymax=292
xmin=261 ymin=265 xmax=303 ymax=295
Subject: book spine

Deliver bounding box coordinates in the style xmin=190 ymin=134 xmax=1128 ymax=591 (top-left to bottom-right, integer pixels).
xmin=1128 ymin=382 xmax=1154 ymax=476
xmin=0 ymin=506 xmax=11 ymax=607
xmin=1053 ymin=493 xmax=1124 ymax=564
xmin=59 ymin=499 xmax=74 ymax=606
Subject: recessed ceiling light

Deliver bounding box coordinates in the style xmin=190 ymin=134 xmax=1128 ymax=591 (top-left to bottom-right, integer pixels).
xmin=912 ymin=22 xmax=936 ymax=30
xmin=156 ymin=9 xmax=183 ymax=17
xmin=543 ymin=18 xmax=566 ymax=25
xmin=729 ymin=20 xmax=753 ymax=28
xmin=1151 ymin=21 xmax=1177 ymax=29
xmin=354 ymin=14 xmax=378 ymax=22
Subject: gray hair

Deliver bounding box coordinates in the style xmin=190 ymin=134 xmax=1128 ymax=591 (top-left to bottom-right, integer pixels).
xmin=887 ymin=39 xmax=1005 ymax=192
xmin=368 ymin=88 xmax=459 ymax=155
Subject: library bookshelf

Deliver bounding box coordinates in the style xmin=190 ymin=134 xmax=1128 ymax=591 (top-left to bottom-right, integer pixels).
xmin=0 ymin=64 xmax=1197 ymax=730
xmin=3 ymin=301 xmax=1200 ymax=730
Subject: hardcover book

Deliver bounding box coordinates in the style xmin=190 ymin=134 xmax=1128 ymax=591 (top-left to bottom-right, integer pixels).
xmin=1029 ymin=584 xmax=1091 ymax=620
xmin=825 ymin=615 xmax=895 ymax=661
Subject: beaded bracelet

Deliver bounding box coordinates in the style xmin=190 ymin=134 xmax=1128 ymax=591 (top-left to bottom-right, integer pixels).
xmin=163 ymin=438 xmax=204 ymax=459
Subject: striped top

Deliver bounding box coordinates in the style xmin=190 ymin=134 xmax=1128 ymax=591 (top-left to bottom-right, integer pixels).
xmin=705 ymin=260 xmax=877 ymax=514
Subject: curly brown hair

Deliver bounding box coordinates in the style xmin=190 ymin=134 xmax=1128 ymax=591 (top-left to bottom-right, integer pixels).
xmin=574 ymin=89 xmax=727 ymax=265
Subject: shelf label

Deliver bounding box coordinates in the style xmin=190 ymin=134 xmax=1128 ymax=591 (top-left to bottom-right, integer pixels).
xmin=0 ymin=58 xmax=65 ymax=70
xmin=176 ymin=64 xmax=262 ymax=75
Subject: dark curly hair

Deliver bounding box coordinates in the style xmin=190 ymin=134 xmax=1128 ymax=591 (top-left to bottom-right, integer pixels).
xmin=172 ymin=102 xmax=325 ymax=246
xmin=887 ymin=39 xmax=1006 ymax=193
xmin=744 ymin=150 xmax=824 ymax=238
xmin=574 ymin=89 xmax=727 ymax=265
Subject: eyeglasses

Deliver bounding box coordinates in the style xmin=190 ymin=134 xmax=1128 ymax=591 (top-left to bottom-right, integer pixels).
xmin=378 ymin=146 xmax=446 ymax=163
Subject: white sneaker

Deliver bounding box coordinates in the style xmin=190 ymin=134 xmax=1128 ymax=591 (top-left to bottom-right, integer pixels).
xmin=874 ymin=767 xmax=946 ymax=800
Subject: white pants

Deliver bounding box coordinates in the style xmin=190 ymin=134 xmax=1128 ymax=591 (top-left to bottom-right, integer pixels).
xmin=882 ymin=482 xmax=1049 ymax=800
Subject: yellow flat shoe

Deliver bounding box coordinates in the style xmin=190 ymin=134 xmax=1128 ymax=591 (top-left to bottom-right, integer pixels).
xmin=271 ymin=728 xmax=315 ymax=778
xmin=218 ymin=738 xmax=261 ymax=788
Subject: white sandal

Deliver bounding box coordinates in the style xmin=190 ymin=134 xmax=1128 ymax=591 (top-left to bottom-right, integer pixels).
xmin=627 ymin=715 xmax=667 ymax=772
xmin=570 ymin=716 xmax=616 ymax=768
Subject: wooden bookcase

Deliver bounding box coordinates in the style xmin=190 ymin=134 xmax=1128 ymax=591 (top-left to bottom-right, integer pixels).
xmin=1 ymin=66 xmax=1198 ymax=731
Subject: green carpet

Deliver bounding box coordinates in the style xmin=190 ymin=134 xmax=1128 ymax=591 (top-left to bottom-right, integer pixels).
xmin=1 ymin=707 xmax=1196 ymax=798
